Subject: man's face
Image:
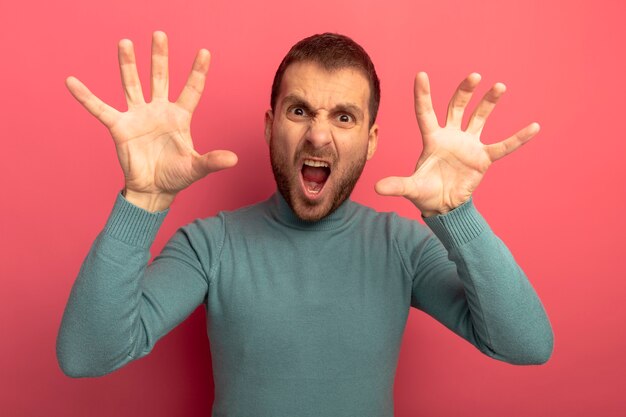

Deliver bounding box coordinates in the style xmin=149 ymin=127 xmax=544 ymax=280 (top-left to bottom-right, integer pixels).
xmin=265 ymin=61 xmax=378 ymax=222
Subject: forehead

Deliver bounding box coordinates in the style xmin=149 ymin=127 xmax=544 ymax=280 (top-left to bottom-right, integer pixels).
xmin=277 ymin=61 xmax=370 ymax=111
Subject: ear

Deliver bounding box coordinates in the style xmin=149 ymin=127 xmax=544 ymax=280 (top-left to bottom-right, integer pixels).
xmin=264 ymin=109 xmax=274 ymax=146
xmin=366 ymin=123 xmax=378 ymax=160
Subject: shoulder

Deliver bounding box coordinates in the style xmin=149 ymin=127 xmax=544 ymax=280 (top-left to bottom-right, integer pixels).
xmin=348 ymin=201 xmax=440 ymax=273
xmin=347 ymin=200 xmax=426 ymax=229
xmin=348 ymin=200 xmax=433 ymax=241
xmin=180 ymin=198 xmax=276 ymax=245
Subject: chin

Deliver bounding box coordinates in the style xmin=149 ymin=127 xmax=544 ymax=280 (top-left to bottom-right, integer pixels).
xmin=291 ymin=197 xmax=334 ymax=222
xmin=269 ymin=140 xmax=367 ymax=223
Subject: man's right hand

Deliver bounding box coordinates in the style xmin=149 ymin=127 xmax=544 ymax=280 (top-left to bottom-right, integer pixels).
xmin=66 ymin=31 xmax=238 ymax=212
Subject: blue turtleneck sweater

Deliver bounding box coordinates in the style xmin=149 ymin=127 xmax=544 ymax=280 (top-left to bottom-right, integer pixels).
xmin=57 ymin=190 xmax=553 ymax=417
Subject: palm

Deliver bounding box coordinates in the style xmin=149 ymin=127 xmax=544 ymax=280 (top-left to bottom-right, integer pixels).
xmin=376 ymin=72 xmax=540 ymax=217
xmin=66 ymin=31 xmax=237 ymax=197
xmin=109 ymin=100 xmax=204 ymax=194
xmin=409 ymin=127 xmax=491 ymax=214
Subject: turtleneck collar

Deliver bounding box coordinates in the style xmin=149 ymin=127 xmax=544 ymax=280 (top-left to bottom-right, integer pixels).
xmin=267 ymin=190 xmax=356 ymax=231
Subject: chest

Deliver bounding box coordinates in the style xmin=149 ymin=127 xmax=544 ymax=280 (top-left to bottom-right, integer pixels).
xmin=205 ymin=229 xmax=412 ymax=378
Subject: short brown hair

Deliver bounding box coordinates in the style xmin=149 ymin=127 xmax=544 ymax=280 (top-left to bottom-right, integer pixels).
xmin=270 ymin=33 xmax=380 ymax=128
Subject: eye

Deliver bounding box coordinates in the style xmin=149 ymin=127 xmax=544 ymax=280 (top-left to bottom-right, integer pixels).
xmin=337 ymin=113 xmax=354 ymax=123
xmin=290 ymin=107 xmax=307 ymax=117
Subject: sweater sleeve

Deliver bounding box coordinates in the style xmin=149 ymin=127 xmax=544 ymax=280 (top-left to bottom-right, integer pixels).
xmin=56 ymin=191 xmax=219 ymax=378
xmin=405 ymin=197 xmax=554 ymax=365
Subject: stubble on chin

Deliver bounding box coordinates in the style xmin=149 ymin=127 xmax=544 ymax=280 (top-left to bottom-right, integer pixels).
xmin=269 ymin=141 xmax=367 ymax=222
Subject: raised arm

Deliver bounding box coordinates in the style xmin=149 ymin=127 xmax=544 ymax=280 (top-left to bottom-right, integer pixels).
xmin=379 ymin=72 xmax=553 ymax=364
xmin=57 ymin=31 xmax=231 ymax=377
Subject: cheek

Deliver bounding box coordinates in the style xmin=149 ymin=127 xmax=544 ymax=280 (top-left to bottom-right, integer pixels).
xmin=273 ymin=124 xmax=303 ymax=150
xmin=335 ymin=133 xmax=370 ymax=161
xmin=272 ymin=122 xmax=304 ymax=143
xmin=270 ymin=135 xmax=297 ymax=173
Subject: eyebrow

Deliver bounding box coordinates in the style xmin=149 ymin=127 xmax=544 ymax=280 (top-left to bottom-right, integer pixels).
xmin=281 ymin=94 xmax=364 ymax=120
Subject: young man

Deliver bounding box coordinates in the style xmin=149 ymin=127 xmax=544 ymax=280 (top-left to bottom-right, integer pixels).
xmin=57 ymin=31 xmax=553 ymax=417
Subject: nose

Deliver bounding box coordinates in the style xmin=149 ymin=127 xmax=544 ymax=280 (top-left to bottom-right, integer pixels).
xmin=305 ymin=117 xmax=332 ymax=149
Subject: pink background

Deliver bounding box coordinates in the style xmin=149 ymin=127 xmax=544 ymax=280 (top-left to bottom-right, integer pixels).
xmin=2 ymin=0 xmax=624 ymax=415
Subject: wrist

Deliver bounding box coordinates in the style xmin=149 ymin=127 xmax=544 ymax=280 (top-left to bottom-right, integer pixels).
xmin=418 ymin=196 xmax=473 ymax=218
xmin=122 ymin=188 xmax=176 ymax=213
xmin=420 ymin=207 xmax=453 ymax=218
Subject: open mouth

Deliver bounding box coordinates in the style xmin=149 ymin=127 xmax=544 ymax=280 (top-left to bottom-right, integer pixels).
xmin=300 ymin=159 xmax=331 ymax=197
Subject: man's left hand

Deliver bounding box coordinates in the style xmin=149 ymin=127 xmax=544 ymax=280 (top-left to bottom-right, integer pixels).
xmin=375 ymin=72 xmax=540 ymax=218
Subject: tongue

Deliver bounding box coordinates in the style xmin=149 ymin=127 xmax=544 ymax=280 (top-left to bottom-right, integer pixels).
xmin=302 ymin=165 xmax=329 ymax=184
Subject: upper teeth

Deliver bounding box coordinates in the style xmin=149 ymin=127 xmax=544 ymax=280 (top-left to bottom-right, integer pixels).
xmin=304 ymin=159 xmax=329 ymax=168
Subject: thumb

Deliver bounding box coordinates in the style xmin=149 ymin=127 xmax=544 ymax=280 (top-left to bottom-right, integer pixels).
xmin=375 ymin=176 xmax=414 ymax=197
xmin=193 ymin=150 xmax=238 ymax=178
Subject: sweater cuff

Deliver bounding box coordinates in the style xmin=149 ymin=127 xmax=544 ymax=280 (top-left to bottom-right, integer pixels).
xmin=422 ymin=197 xmax=489 ymax=250
xmin=103 ymin=190 xmax=169 ymax=248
